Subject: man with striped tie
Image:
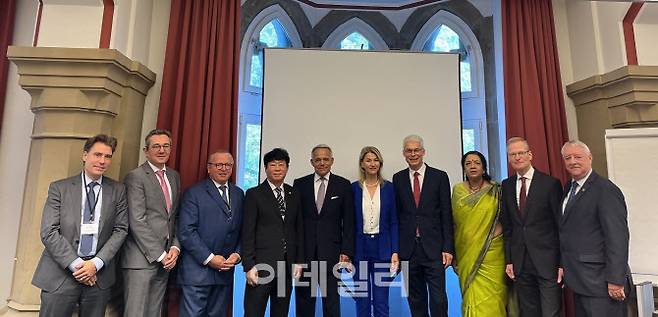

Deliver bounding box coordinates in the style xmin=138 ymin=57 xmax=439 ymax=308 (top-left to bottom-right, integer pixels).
xmin=242 ymin=148 xmax=305 ymax=317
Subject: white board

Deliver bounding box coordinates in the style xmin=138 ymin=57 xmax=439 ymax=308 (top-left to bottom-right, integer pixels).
xmin=605 ymin=128 xmax=658 ymax=285
xmin=260 ymin=48 xmax=463 ymax=186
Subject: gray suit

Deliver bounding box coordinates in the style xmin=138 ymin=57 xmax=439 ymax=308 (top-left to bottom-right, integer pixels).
xmin=121 ymin=162 xmax=181 ymax=317
xmin=32 ymin=174 xmax=128 ymax=317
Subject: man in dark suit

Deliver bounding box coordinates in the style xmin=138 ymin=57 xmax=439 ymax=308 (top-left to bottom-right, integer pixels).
xmin=293 ymin=144 xmax=354 ymax=317
xmin=121 ymin=129 xmax=181 ymax=317
xmin=392 ymin=134 xmax=454 ymax=317
xmin=242 ymin=148 xmax=304 ymax=317
xmin=500 ymin=137 xmax=563 ymax=317
xmin=177 ymin=150 xmax=244 ymax=317
xmin=32 ymin=134 xmax=128 ymax=317
xmin=560 ymin=140 xmax=630 ymax=317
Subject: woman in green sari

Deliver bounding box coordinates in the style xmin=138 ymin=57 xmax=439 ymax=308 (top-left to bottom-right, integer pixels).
xmin=452 ymin=151 xmax=508 ymax=317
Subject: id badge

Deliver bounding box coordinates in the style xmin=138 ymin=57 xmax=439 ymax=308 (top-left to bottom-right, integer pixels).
xmin=80 ymin=223 xmax=99 ymax=235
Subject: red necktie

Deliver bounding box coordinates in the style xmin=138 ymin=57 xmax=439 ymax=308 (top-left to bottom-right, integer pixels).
xmin=155 ymin=170 xmax=172 ymax=213
xmin=519 ymin=176 xmax=527 ymax=218
xmin=413 ymin=172 xmax=421 ymax=208
xmin=413 ymin=172 xmax=421 ymax=237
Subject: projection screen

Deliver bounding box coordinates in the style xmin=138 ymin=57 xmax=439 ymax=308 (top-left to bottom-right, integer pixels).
xmin=260 ymin=48 xmax=463 ymax=187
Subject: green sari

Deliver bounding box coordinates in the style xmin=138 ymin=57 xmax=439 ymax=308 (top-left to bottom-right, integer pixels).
xmin=452 ymin=182 xmax=508 ymax=317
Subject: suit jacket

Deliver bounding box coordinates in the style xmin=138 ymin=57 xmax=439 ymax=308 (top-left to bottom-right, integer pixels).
xmin=560 ymin=171 xmax=630 ymax=297
xmin=293 ymin=173 xmax=355 ymax=263
xmin=241 ymin=181 xmax=304 ymax=272
xmin=393 ymin=165 xmax=454 ymax=260
xmin=177 ymin=178 xmax=244 ymax=286
xmin=501 ymin=169 xmax=563 ymax=279
xmin=121 ymin=162 xmax=181 ymax=269
xmin=352 ymin=181 xmax=399 ymax=261
xmin=32 ymin=174 xmax=129 ymax=292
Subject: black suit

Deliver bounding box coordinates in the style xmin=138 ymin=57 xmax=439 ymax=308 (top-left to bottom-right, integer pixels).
xmin=393 ymin=165 xmax=453 ymax=317
xmin=293 ymin=173 xmax=354 ymax=317
xmin=241 ymin=181 xmax=304 ymax=317
xmin=560 ymin=171 xmax=631 ymax=317
xmin=501 ymin=169 xmax=563 ymax=317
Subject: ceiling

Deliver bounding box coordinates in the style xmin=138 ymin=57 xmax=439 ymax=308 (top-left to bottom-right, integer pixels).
xmin=296 ymin=0 xmax=446 ymax=9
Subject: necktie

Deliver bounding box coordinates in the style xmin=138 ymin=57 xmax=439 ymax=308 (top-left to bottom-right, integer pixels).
xmin=275 ymin=187 xmax=286 ymax=219
xmin=566 ymin=181 xmax=579 ymax=207
xmin=219 ymin=185 xmax=230 ymax=208
xmin=80 ymin=181 xmax=98 ymax=257
xmin=519 ymin=176 xmax=527 ymax=217
xmin=155 ymin=170 xmax=172 ymax=213
xmin=413 ymin=172 xmax=421 ymax=208
xmin=316 ymin=177 xmax=326 ymax=214
xmin=413 ymin=172 xmax=421 ymax=237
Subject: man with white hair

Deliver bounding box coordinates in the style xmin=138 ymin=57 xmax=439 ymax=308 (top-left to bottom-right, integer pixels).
xmin=560 ymin=140 xmax=631 ymax=317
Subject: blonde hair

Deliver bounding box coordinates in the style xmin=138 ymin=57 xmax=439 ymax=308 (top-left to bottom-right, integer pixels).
xmin=358 ymin=146 xmax=384 ymax=186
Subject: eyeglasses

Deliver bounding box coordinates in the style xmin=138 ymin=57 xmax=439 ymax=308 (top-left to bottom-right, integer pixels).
xmin=207 ymin=162 xmax=234 ymax=169
xmin=508 ymin=151 xmax=529 ymax=158
xmin=311 ymin=157 xmax=332 ymax=164
xmin=404 ymin=148 xmax=424 ymax=155
xmin=149 ymin=144 xmax=171 ymax=151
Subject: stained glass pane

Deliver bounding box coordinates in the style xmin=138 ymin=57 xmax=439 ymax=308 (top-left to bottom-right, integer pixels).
xmin=340 ymin=32 xmax=371 ymax=50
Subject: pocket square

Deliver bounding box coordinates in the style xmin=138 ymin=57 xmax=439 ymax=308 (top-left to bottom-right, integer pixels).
xmin=331 ymin=196 xmax=339 ymax=200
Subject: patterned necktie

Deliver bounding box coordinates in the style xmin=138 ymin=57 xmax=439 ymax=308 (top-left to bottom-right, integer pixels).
xmin=80 ymin=181 xmax=98 ymax=257
xmin=413 ymin=172 xmax=421 ymax=208
xmin=155 ymin=170 xmax=172 ymax=213
xmin=219 ymin=185 xmax=230 ymax=208
xmin=566 ymin=181 xmax=579 ymax=207
xmin=519 ymin=176 xmax=527 ymax=217
xmin=275 ymin=187 xmax=286 ymax=219
xmin=316 ymin=177 xmax=326 ymax=214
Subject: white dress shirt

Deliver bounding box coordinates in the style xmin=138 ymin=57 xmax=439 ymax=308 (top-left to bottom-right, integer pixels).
xmin=516 ymin=166 xmax=535 ymax=207
xmin=562 ymin=169 xmax=593 ymax=214
xmin=314 ymin=172 xmax=330 ymax=201
xmin=408 ymin=164 xmax=426 ymax=193
xmin=148 ymin=161 xmax=172 ymax=203
xmin=69 ymin=173 xmax=104 ymax=272
xmin=362 ymin=182 xmax=381 ymax=234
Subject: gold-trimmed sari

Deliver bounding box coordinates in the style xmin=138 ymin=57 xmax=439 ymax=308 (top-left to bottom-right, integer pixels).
xmin=452 ymin=182 xmax=508 ymax=317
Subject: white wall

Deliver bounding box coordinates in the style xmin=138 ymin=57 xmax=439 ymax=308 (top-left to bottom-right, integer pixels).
xmin=0 ymin=0 xmax=39 ymax=303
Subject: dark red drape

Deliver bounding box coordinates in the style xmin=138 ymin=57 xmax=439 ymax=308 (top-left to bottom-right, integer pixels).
xmin=502 ymin=0 xmax=569 ymax=185
xmin=503 ymin=1 xmax=574 ymax=316
xmin=157 ymin=0 xmax=240 ymax=191
xmin=0 ymin=0 xmax=17 ymax=138
xmin=158 ymin=2 xmax=240 ymax=315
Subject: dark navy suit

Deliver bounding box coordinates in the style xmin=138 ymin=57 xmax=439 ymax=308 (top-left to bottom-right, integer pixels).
xmin=393 ymin=165 xmax=453 ymax=317
xmin=177 ymin=178 xmax=244 ymax=317
xmin=352 ymin=180 xmax=399 ymax=317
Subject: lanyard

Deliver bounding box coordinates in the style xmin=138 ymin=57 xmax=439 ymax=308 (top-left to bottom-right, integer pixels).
xmin=83 ymin=172 xmax=101 ymax=222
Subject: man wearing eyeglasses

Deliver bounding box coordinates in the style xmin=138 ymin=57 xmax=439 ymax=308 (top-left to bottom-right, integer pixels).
xmin=293 ymin=144 xmax=354 ymax=317
xmin=393 ymin=134 xmax=454 ymax=317
xmin=177 ymin=150 xmax=244 ymax=317
xmin=121 ymin=129 xmax=182 ymax=317
xmin=32 ymin=134 xmax=128 ymax=317
xmin=500 ymin=137 xmax=563 ymax=317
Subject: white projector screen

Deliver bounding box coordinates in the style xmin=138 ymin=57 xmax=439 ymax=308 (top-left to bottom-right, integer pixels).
xmin=260 ymin=48 xmax=463 ymax=187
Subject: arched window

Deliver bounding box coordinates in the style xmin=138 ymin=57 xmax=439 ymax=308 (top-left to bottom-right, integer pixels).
xmin=422 ymin=25 xmax=472 ymax=93
xmin=340 ymin=32 xmax=371 ymax=50
xmin=411 ymin=10 xmax=487 ymax=158
xmin=322 ymin=18 xmax=388 ymax=50
xmin=238 ymin=5 xmax=302 ymax=189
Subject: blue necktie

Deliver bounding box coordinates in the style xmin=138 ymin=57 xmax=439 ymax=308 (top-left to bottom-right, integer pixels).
xmin=79 ymin=182 xmax=98 ymax=257
xmin=566 ymin=181 xmax=579 ymax=207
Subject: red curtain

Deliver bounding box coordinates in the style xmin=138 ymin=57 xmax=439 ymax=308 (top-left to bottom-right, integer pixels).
xmin=503 ymin=1 xmax=573 ymax=316
xmin=0 ymin=0 xmax=17 ymax=138
xmin=157 ymin=0 xmax=240 ymax=190
xmin=502 ymin=0 xmax=569 ymax=184
xmin=157 ymin=1 xmax=240 ymax=315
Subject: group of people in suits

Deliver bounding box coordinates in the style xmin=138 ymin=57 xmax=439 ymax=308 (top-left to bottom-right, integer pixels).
xmin=31 ymin=130 xmax=630 ymax=317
